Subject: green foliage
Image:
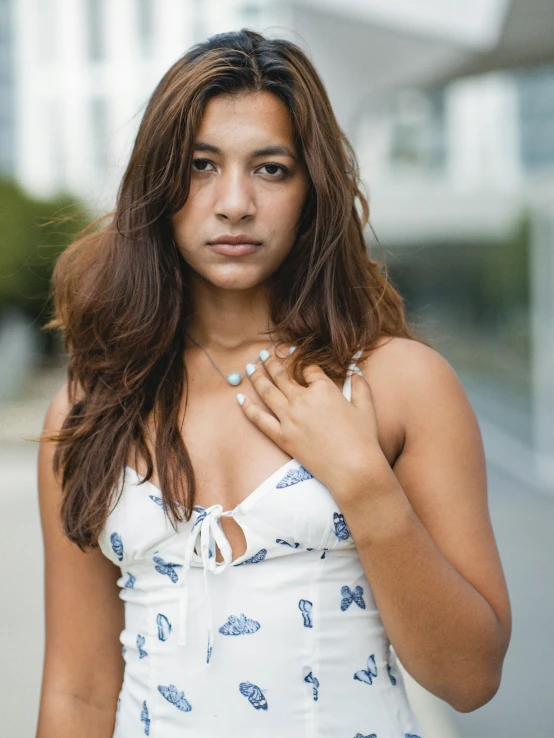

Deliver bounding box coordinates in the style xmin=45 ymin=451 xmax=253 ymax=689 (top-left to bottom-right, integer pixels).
xmin=384 ymin=208 xmax=531 ymax=330
xmin=0 ymin=179 xmax=88 ymax=321
xmin=478 ymin=209 xmax=531 ymax=313
xmin=382 ymin=211 xmax=532 ymax=397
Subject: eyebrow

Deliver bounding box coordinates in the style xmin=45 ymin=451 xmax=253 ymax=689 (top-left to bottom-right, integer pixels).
xmin=193 ymin=140 xmax=298 ymax=161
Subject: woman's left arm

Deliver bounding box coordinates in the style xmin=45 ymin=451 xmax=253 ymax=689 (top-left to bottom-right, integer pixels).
xmin=336 ymin=341 xmax=511 ymax=713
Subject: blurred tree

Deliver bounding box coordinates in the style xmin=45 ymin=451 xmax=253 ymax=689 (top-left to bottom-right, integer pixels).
xmin=381 ymin=209 xmax=531 ymax=396
xmin=0 ymin=179 xmax=89 ymax=356
xmin=477 ymin=209 xmax=531 ymax=329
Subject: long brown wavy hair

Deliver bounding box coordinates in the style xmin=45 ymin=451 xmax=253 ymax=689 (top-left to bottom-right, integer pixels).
xmin=40 ymin=28 xmax=429 ymax=550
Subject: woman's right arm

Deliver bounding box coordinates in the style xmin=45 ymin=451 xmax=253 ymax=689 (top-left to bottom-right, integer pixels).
xmin=36 ymin=383 xmax=124 ymax=738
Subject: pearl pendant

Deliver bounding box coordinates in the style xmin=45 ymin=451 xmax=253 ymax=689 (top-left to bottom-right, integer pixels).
xmin=227 ymin=372 xmax=242 ymax=386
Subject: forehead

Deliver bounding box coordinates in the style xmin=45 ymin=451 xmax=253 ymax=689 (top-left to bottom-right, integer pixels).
xmin=196 ymin=91 xmax=296 ymax=150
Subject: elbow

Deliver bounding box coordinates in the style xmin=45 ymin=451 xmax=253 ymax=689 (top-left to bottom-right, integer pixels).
xmin=410 ymin=658 xmax=504 ymax=714
xmin=445 ymin=655 xmax=504 ymax=713
xmin=449 ymin=673 xmax=501 ymax=713
xmin=448 ymin=617 xmax=510 ymax=712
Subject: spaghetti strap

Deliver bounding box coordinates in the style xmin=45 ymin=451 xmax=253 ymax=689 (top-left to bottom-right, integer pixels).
xmin=342 ymin=348 xmax=364 ymax=401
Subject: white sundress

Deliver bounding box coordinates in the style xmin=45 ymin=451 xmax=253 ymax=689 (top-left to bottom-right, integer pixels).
xmin=98 ymin=350 xmax=424 ymax=738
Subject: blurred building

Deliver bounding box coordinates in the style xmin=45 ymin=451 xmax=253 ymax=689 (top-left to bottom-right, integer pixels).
xmin=1 ymin=0 xmax=525 ymax=208
xmin=7 ymin=0 xmax=272 ymax=207
xmin=0 ymin=0 xmax=15 ymax=175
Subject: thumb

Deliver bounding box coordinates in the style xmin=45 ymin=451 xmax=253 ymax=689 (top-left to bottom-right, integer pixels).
xmin=349 ymin=368 xmax=374 ymax=408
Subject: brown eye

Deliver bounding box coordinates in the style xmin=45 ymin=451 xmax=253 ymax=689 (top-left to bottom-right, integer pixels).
xmin=260 ymin=163 xmax=289 ymax=178
xmin=192 ymin=158 xmax=214 ymax=172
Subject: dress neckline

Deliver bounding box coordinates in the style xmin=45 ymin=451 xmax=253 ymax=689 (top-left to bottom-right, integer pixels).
xmin=125 ymin=456 xmax=300 ymax=517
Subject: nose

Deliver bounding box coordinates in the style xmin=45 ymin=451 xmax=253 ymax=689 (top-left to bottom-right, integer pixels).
xmin=214 ymin=168 xmax=256 ymax=222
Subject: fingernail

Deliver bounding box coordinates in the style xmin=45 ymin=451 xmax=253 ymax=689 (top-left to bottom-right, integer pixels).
xmin=259 ymin=349 xmax=270 ymax=361
xmin=288 ymin=346 xmax=297 ymax=354
xmin=245 ymin=362 xmax=257 ymax=376
xmin=236 ymin=393 xmax=245 ymax=405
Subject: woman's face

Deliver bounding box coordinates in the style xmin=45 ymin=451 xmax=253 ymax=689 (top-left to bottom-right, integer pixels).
xmin=171 ymin=91 xmax=311 ymax=291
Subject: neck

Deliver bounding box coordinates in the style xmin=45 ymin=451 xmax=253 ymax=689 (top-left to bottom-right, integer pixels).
xmin=186 ymin=280 xmax=278 ymax=351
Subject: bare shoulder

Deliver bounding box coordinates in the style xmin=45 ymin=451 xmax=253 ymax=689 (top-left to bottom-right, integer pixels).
xmin=362 ymin=335 xmax=486 ymax=514
xmin=43 ymin=379 xmax=86 ymax=431
xmin=357 ymin=335 xmax=480 ymax=469
xmin=361 ymin=335 xmax=458 ymax=383
xmin=42 ymin=381 xmax=71 ymax=435
xmin=360 ymin=335 xmax=470 ymax=417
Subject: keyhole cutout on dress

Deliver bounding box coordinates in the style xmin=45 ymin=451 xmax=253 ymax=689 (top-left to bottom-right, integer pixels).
xmin=192 ymin=517 xmax=247 ymax=564
xmin=219 ymin=517 xmax=247 ymax=563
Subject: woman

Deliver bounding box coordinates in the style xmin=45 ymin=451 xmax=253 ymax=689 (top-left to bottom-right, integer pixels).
xmin=36 ymin=29 xmax=511 ymax=738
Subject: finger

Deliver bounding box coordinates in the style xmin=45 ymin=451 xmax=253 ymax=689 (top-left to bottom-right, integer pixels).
xmin=258 ymin=349 xmax=299 ymax=398
xmin=350 ymin=368 xmax=374 ymax=408
xmin=236 ymin=393 xmax=283 ymax=444
xmin=246 ymin=360 xmax=289 ymax=414
xmin=302 ymin=363 xmax=335 ymax=387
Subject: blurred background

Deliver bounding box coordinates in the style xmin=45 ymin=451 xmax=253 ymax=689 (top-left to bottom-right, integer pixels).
xmin=1 ymin=0 xmax=553 ymax=735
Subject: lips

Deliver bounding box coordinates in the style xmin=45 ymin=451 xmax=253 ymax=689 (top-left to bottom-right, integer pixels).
xmin=208 ymin=243 xmax=261 ymax=255
xmin=208 ymin=234 xmax=262 ymax=245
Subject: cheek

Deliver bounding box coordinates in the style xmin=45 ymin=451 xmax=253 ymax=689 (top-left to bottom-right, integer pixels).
xmin=283 ymin=181 xmax=310 ymax=227
xmin=171 ymin=208 xmax=198 ymax=253
xmin=172 ymin=202 xmax=192 ymax=232
xmin=171 ymin=188 xmax=207 ymax=231
xmin=264 ymin=192 xmax=306 ymax=235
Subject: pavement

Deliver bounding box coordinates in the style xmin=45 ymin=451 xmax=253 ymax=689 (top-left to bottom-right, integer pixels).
xmin=1 ymin=365 xmax=552 ymax=736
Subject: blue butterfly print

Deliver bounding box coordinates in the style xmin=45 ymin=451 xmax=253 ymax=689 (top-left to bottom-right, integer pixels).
xmin=304 ymin=671 xmax=319 ymax=701
xmin=354 ymin=654 xmax=378 ymax=685
xmin=116 ymin=696 xmax=121 ymax=714
xmin=341 ymin=585 xmax=366 ymax=611
xmin=239 ymin=681 xmax=268 ymax=710
xmin=156 ymin=613 xmax=172 ymax=641
xmin=110 ymin=532 xmax=124 ymax=561
xmin=276 ymin=465 xmax=314 ymax=488
xmin=298 ymin=599 xmax=313 ymax=628
xmin=121 ymin=645 xmax=127 ymax=656
xmin=333 ymin=512 xmax=350 ymax=540
xmin=124 ymin=572 xmax=136 ymax=588
xmin=219 ymin=613 xmax=261 ymax=636
xmin=306 ymin=547 xmax=328 ymax=559
xmin=354 ymin=734 xmax=376 ymax=738
xmin=153 ymin=556 xmax=183 ymax=583
xmin=387 ymin=662 xmax=397 ymax=686
xmin=235 ymin=548 xmax=267 ymax=565
xmin=140 ymin=700 xmax=150 ymax=735
xmin=157 ymin=684 xmax=192 ymax=712
xmin=405 ymin=735 xmax=422 ymax=738
xmin=206 ymin=640 xmax=212 ymax=664
xmin=276 ymin=538 xmax=300 ymax=548
xmin=149 ymin=494 xmax=164 ymax=508
xmin=191 ymin=505 xmax=207 ymax=530
xmin=136 ymin=634 xmax=147 ymax=658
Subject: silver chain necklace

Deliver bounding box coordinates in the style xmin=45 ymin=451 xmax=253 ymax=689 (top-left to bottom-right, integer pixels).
xmin=186 ymin=332 xmax=273 ymax=386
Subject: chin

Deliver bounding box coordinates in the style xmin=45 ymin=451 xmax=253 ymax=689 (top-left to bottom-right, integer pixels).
xmin=205 ymin=271 xmax=268 ymax=290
